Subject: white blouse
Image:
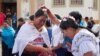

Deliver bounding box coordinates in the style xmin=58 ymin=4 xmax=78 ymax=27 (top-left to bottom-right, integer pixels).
xmin=52 ymin=24 xmax=64 ymax=47
xmin=72 ymin=29 xmax=98 ymax=56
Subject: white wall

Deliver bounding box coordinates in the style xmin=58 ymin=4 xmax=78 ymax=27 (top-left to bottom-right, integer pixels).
xmin=21 ymin=0 xmax=30 ymax=19
xmin=34 ymin=0 xmax=45 ymax=13
xmin=44 ymin=0 xmax=99 ymax=20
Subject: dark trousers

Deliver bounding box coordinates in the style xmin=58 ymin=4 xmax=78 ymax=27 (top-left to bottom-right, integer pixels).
xmin=2 ymin=41 xmax=13 ymax=56
xmin=21 ymin=51 xmax=38 ymax=56
xmin=21 ymin=43 xmax=48 ymax=56
xmin=55 ymin=48 xmax=73 ymax=56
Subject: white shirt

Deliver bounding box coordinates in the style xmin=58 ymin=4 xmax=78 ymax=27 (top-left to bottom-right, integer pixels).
xmin=92 ymin=24 xmax=100 ymax=38
xmin=52 ymin=24 xmax=64 ymax=47
xmin=72 ymin=29 xmax=98 ymax=56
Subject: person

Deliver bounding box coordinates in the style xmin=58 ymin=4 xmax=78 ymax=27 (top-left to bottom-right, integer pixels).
xmin=12 ymin=8 xmax=52 ymax=56
xmin=1 ymin=20 xmax=15 ymax=56
xmin=54 ymin=14 xmax=70 ymax=56
xmin=41 ymin=6 xmax=73 ymax=56
xmin=69 ymin=11 xmax=82 ymax=25
xmin=91 ymin=24 xmax=100 ymax=54
xmin=55 ymin=14 xmax=62 ymax=20
xmin=79 ymin=19 xmax=87 ymax=28
xmin=45 ymin=19 xmax=52 ymax=43
xmin=92 ymin=24 xmax=100 ymax=39
xmin=29 ymin=15 xmax=34 ymax=21
xmin=16 ymin=18 xmax=25 ymax=33
xmin=60 ymin=17 xmax=99 ymax=56
xmin=69 ymin=11 xmax=88 ymax=28
xmin=84 ymin=17 xmax=93 ymax=29
xmin=0 ymin=10 xmax=5 ymax=27
xmin=6 ymin=8 xmax=12 ymax=18
xmin=0 ymin=10 xmax=5 ymax=35
xmin=69 ymin=11 xmax=97 ymax=36
xmin=5 ymin=16 xmax=12 ymax=26
xmin=42 ymin=6 xmax=99 ymax=56
xmin=14 ymin=18 xmax=25 ymax=38
xmin=90 ymin=17 xmax=95 ymax=28
xmin=12 ymin=12 xmax=17 ymax=30
xmin=13 ymin=18 xmax=25 ymax=56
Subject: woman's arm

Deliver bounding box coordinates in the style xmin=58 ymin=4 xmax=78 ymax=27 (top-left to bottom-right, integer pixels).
xmin=84 ymin=51 xmax=93 ymax=56
xmin=25 ymin=43 xmax=48 ymax=52
xmin=41 ymin=6 xmax=60 ymax=25
xmin=25 ymin=43 xmax=52 ymax=56
xmin=79 ymin=41 xmax=96 ymax=56
xmin=52 ymin=43 xmax=63 ymax=51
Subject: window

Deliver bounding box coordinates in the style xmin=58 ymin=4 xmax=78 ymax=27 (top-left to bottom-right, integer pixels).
xmin=93 ymin=0 xmax=98 ymax=10
xmin=70 ymin=0 xmax=83 ymax=6
xmin=53 ymin=0 xmax=65 ymax=7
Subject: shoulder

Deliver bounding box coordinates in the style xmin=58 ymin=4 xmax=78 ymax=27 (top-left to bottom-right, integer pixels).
xmin=79 ymin=41 xmax=97 ymax=55
xmin=19 ymin=22 xmax=33 ymax=31
xmin=76 ymin=29 xmax=95 ymax=37
xmin=73 ymin=29 xmax=95 ymax=45
xmin=52 ymin=25 xmax=61 ymax=33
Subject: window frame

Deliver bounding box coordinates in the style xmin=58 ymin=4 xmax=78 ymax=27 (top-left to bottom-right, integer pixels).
xmin=93 ymin=0 xmax=98 ymax=10
xmin=52 ymin=0 xmax=66 ymax=7
xmin=70 ymin=0 xmax=83 ymax=7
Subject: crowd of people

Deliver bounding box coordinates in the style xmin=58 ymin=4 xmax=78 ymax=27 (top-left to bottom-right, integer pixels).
xmin=0 ymin=6 xmax=100 ymax=56
xmin=0 ymin=8 xmax=18 ymax=56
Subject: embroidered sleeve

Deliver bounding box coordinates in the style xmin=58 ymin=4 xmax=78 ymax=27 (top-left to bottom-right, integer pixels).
xmin=79 ymin=41 xmax=97 ymax=56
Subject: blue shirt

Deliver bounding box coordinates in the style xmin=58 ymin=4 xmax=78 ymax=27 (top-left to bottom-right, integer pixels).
xmin=63 ymin=36 xmax=72 ymax=49
xmin=1 ymin=27 xmax=15 ymax=48
xmin=47 ymin=28 xmax=52 ymax=43
xmin=12 ymin=15 xmax=17 ymax=23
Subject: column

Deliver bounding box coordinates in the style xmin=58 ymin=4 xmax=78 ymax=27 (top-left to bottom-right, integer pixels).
xmin=17 ymin=0 xmax=36 ymax=19
xmin=98 ymin=0 xmax=100 ymax=20
xmin=30 ymin=0 xmax=36 ymax=15
xmin=17 ymin=0 xmax=30 ymax=19
xmin=17 ymin=0 xmax=21 ymax=19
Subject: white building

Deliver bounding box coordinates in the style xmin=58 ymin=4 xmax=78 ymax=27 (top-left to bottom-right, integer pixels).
xmin=0 ymin=0 xmax=100 ymax=21
xmin=34 ymin=0 xmax=100 ymax=20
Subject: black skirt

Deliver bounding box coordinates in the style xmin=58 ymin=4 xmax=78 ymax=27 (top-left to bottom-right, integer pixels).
xmin=21 ymin=51 xmax=39 ymax=56
xmin=2 ymin=41 xmax=13 ymax=56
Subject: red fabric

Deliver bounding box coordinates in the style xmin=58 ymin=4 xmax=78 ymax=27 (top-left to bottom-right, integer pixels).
xmin=0 ymin=12 xmax=5 ymax=26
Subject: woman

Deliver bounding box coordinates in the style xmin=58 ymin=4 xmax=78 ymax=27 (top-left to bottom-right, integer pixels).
xmin=0 ymin=11 xmax=5 ymax=27
xmin=1 ymin=20 xmax=15 ymax=56
xmin=41 ymin=6 xmax=98 ymax=56
xmin=12 ymin=8 xmax=52 ymax=56
xmin=60 ymin=18 xmax=98 ymax=56
xmin=41 ymin=6 xmax=73 ymax=56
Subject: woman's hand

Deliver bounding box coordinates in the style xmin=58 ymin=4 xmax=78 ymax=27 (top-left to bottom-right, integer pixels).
xmin=39 ymin=48 xmax=53 ymax=56
xmin=40 ymin=5 xmax=60 ymax=25
xmin=40 ymin=5 xmax=51 ymax=14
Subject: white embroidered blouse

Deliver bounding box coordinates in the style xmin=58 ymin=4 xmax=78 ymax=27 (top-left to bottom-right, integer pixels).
xmin=72 ymin=29 xmax=99 ymax=56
